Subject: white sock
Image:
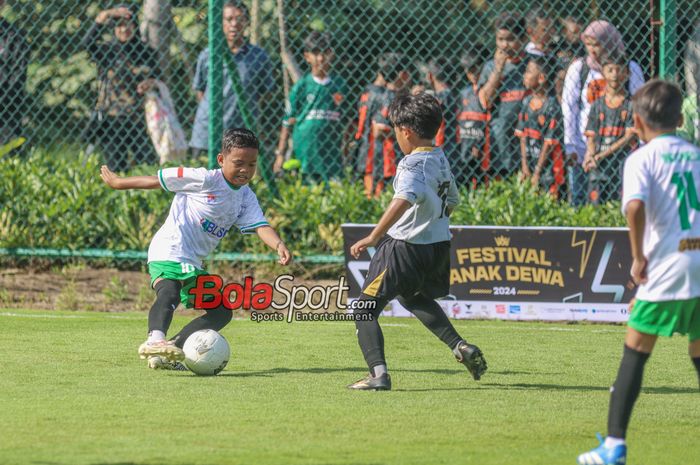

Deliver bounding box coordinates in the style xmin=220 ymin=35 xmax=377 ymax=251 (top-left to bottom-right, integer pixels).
xmin=604 ymin=437 xmax=626 ymax=448
xmin=148 ymin=330 xmax=166 ymax=343
xmin=372 ymin=364 xmax=387 ymax=377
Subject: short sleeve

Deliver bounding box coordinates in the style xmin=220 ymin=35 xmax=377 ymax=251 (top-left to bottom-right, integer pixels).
xmin=393 ymin=160 xmax=426 ymax=204
xmin=193 ymin=50 xmax=208 ymax=92
xmin=622 ymin=153 xmax=648 ymax=213
xmin=446 ymin=175 xmax=460 ymax=208
xmin=158 ymin=167 xmax=209 ymax=193
xmin=235 ymin=188 xmax=269 ymax=234
xmin=478 ymin=60 xmax=494 ymax=88
xmin=283 ymin=79 xmax=302 ymax=126
xmin=372 ymin=100 xmax=390 ymax=127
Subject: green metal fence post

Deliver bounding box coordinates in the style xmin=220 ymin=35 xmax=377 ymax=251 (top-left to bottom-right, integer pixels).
xmin=207 ymin=0 xmax=224 ymax=169
xmin=659 ymin=0 xmax=678 ymax=79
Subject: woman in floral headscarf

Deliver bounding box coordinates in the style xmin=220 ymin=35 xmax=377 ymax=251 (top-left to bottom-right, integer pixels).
xmin=562 ymin=20 xmax=645 ymax=205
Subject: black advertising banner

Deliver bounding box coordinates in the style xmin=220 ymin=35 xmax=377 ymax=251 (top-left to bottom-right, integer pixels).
xmin=342 ymin=224 xmax=636 ymax=322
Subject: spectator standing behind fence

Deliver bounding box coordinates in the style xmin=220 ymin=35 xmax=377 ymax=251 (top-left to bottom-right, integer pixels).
xmin=583 ymin=52 xmax=637 ymax=205
xmin=562 ymin=20 xmax=644 ymax=206
xmin=555 ymin=16 xmax=585 ymax=62
xmin=274 ymin=32 xmax=348 ymax=183
xmin=190 ymin=1 xmax=273 ymax=157
xmin=83 ymin=4 xmax=158 ymax=171
xmin=0 ymin=1 xmax=29 ymax=153
xmin=425 ymin=57 xmax=460 ymax=171
xmin=367 ymin=55 xmax=412 ymax=196
xmin=354 ymin=56 xmax=387 ymax=198
xmin=478 ymin=12 xmax=529 ymax=179
xmin=524 ymin=8 xmax=555 ymax=57
xmin=456 ymin=46 xmax=488 ymax=188
xmin=516 ymin=55 xmax=564 ymax=197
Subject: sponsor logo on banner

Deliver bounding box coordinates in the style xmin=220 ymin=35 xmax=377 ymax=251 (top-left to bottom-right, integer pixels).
xmin=496 ymin=304 xmax=506 ymax=314
xmin=509 ymin=305 xmax=521 ymax=314
xmin=570 ymin=308 xmax=588 ymax=313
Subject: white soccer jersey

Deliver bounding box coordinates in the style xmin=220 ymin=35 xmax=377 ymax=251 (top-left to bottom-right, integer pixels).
xmin=622 ymin=134 xmax=700 ymax=301
xmin=388 ymin=146 xmax=459 ymax=244
xmin=147 ymin=167 xmax=268 ymax=268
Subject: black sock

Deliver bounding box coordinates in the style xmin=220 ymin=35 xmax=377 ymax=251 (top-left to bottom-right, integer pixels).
xmin=170 ymin=305 xmax=233 ymax=348
xmin=148 ymin=279 xmax=182 ymax=334
xmin=397 ymin=294 xmax=463 ymax=350
xmin=607 ymin=345 xmax=651 ymax=438
xmin=354 ymin=295 xmax=387 ymax=371
xmin=693 ymin=357 xmax=700 ymax=389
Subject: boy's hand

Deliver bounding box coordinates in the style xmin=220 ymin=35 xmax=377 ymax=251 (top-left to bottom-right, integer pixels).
xmin=137 ymin=78 xmax=156 ymax=95
xmin=494 ymin=49 xmax=508 ymax=71
xmin=630 ymin=257 xmax=648 ymax=286
xmin=519 ymin=167 xmax=531 ymax=181
xmin=470 ymin=146 xmax=481 ymax=159
xmin=530 ymin=172 xmax=540 ymax=188
xmin=273 ymin=154 xmax=284 ymax=174
xmin=276 ymin=242 xmax=292 ymax=266
xmin=350 ymin=235 xmax=378 ymax=259
xmin=100 ymin=165 xmax=122 ymax=189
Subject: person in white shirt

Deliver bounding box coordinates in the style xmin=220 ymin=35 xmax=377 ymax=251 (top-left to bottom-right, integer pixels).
xmin=577 ymin=80 xmax=700 ymax=465
xmin=347 ymin=92 xmax=487 ymax=391
xmin=100 ymin=128 xmax=291 ymax=370
xmin=562 ymin=20 xmax=645 ymax=205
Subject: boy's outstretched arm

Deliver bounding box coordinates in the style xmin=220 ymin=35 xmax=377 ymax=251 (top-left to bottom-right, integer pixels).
xmin=256 ymin=225 xmax=292 ymax=265
xmin=100 ymin=165 xmax=160 ymax=190
xmin=350 ymin=198 xmax=411 ymax=258
xmin=625 ymin=199 xmax=647 ymax=285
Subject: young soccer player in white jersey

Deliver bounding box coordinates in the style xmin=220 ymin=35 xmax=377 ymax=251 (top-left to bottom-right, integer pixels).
xmin=577 ymin=80 xmax=700 ymax=465
xmin=100 ymin=128 xmax=292 ymax=370
xmin=348 ymin=92 xmax=488 ymax=391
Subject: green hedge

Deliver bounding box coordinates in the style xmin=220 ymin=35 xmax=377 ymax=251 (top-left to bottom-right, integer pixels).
xmin=0 ymin=151 xmax=624 ymax=257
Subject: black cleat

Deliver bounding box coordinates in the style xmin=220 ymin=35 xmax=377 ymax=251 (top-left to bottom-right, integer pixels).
xmin=455 ymin=342 xmax=488 ymax=380
xmin=347 ymin=373 xmax=392 ymax=391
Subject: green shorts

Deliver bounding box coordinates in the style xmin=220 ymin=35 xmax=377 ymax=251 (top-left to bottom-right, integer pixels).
xmin=148 ymin=261 xmax=209 ymax=308
xmin=628 ymin=298 xmax=700 ymax=341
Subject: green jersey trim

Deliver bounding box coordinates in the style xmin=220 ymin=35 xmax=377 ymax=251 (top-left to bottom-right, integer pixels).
xmin=158 ymin=170 xmax=171 ymax=192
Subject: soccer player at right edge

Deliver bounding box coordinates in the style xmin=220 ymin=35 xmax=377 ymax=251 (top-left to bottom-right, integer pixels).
xmin=349 ymin=92 xmax=488 ymax=391
xmin=577 ymin=80 xmax=700 ymax=465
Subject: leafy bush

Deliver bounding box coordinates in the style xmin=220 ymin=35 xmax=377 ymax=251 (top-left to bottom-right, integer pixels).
xmin=0 ymin=151 xmax=624 ymax=258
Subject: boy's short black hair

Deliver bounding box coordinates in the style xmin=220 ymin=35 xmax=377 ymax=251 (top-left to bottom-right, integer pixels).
xmin=426 ymin=56 xmax=459 ymax=84
xmin=388 ymin=92 xmax=443 ymax=140
xmin=460 ymin=44 xmax=488 ymax=73
xmin=304 ymin=31 xmax=332 ymax=53
xmin=223 ymin=1 xmax=250 ymax=20
xmin=378 ymin=52 xmax=408 ymax=82
xmin=222 ymin=128 xmax=259 ymax=153
xmin=632 ymin=79 xmax=683 ymax=131
xmin=494 ymin=12 xmax=526 ymax=39
xmin=527 ymin=55 xmax=558 ymax=88
xmin=600 ymin=49 xmax=629 ymax=68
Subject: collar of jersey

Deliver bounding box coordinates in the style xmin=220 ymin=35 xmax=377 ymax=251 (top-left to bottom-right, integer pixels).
xmin=221 ymin=172 xmax=242 ymax=190
xmin=652 ymin=132 xmax=677 ymax=140
xmin=410 ymin=146 xmax=436 ymax=154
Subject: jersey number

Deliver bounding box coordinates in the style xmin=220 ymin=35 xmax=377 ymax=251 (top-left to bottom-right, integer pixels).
xmin=671 ymin=171 xmax=700 ymax=230
xmin=437 ymin=182 xmax=450 ymax=218
xmin=181 ymin=263 xmax=195 ymax=273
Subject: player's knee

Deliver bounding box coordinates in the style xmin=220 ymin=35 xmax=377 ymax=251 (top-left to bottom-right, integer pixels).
xmin=396 ymin=293 xmax=428 ymax=309
xmin=154 ymin=279 xmax=181 ymax=308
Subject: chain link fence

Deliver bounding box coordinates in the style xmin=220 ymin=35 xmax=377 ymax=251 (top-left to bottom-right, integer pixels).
xmin=1 ymin=0 xmax=699 ymax=265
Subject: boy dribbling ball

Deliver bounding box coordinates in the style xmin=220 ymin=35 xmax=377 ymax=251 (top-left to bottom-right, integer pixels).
xmin=101 ymin=128 xmax=291 ymax=370
xmin=348 ymin=92 xmax=487 ymax=391
xmin=577 ymin=80 xmax=700 ymax=465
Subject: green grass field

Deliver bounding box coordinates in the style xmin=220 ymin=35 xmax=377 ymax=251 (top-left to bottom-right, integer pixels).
xmin=1 ymin=309 xmax=698 ymax=465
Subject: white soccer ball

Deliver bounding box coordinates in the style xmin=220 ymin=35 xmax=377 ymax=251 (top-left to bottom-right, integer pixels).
xmin=182 ymin=329 xmax=230 ymax=376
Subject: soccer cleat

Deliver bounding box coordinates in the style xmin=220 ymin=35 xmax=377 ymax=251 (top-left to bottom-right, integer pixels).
xmin=138 ymin=340 xmax=185 ymax=362
xmin=347 ymin=373 xmax=392 ymax=391
xmin=577 ymin=434 xmax=627 ymax=465
xmin=454 ymin=341 xmax=488 ymax=380
xmin=147 ymin=355 xmax=188 ymax=371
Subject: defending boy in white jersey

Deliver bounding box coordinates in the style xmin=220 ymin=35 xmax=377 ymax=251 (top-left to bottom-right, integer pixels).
xmin=577 ymin=80 xmax=700 ymax=465
xmin=100 ymin=128 xmax=291 ymax=370
xmin=348 ymin=92 xmax=487 ymax=391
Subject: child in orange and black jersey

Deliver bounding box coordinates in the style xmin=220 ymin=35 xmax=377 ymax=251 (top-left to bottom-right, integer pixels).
xmin=367 ymin=53 xmax=412 ymax=199
xmin=583 ymin=52 xmax=637 ymax=204
xmin=456 ymin=46 xmax=489 ymax=187
xmin=423 ymin=57 xmax=460 ymax=174
xmin=515 ymin=55 xmax=565 ymax=196
xmin=354 ymin=60 xmax=387 ymax=189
